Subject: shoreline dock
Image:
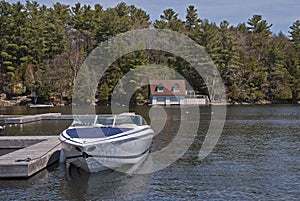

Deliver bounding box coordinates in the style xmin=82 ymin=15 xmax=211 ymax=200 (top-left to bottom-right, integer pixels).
xmin=0 ymin=136 xmax=62 ymax=178
xmin=2 ymin=113 xmax=74 ymax=124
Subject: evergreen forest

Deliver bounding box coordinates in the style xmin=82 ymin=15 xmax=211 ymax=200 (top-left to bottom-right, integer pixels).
xmin=1 ymin=1 xmax=299 ymax=104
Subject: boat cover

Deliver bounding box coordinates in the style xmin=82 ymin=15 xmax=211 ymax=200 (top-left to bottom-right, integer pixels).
xmin=66 ymin=127 xmax=133 ymax=138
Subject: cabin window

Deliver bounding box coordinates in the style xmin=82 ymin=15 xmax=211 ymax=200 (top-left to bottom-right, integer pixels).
xmin=172 ymin=83 xmax=180 ymax=92
xmin=156 ymin=84 xmax=164 ymax=92
xmin=187 ymin=90 xmax=195 ymax=98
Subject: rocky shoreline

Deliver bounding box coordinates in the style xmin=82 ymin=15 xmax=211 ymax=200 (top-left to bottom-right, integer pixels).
xmin=0 ymin=93 xmax=67 ymax=107
xmin=0 ymin=94 xmax=30 ymax=106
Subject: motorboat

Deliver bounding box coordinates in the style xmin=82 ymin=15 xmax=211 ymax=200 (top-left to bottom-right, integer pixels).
xmin=59 ymin=113 xmax=154 ymax=172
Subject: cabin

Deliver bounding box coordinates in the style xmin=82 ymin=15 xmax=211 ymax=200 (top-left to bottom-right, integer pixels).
xmin=149 ymin=80 xmax=208 ymax=105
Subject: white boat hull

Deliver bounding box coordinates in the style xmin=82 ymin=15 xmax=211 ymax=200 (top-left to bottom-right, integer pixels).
xmin=60 ymin=125 xmax=153 ymax=172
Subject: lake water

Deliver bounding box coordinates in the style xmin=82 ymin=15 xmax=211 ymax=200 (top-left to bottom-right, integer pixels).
xmin=0 ymin=105 xmax=299 ymax=200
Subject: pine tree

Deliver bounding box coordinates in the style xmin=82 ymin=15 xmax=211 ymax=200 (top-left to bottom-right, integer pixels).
xmin=128 ymin=5 xmax=151 ymax=29
xmin=287 ymin=20 xmax=300 ymax=101
xmin=154 ymin=8 xmax=184 ymax=32
xmin=185 ymin=5 xmax=201 ymax=29
xmin=1 ymin=2 xmax=28 ymax=95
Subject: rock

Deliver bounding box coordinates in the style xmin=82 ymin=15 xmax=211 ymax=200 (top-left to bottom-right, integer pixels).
xmin=0 ymin=93 xmax=6 ymax=100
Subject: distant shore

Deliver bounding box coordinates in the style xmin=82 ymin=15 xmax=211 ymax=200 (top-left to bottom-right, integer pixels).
xmin=0 ymin=94 xmax=299 ymax=107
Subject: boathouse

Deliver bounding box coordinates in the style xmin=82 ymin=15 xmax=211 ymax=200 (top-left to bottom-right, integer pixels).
xmin=149 ymin=80 xmax=208 ymax=105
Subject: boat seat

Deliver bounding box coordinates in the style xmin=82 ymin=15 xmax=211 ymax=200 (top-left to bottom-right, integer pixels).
xmin=66 ymin=127 xmax=133 ymax=138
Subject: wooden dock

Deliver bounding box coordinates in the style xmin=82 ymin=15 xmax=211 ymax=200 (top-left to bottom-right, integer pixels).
xmin=0 ymin=115 xmax=20 ymax=121
xmin=0 ymin=136 xmax=62 ymax=178
xmin=3 ymin=113 xmax=74 ymax=124
xmin=28 ymin=104 xmax=54 ymax=108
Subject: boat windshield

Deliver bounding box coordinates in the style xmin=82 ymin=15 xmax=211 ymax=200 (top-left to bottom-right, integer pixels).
xmin=71 ymin=115 xmax=96 ymax=127
xmin=114 ymin=115 xmax=143 ymax=126
xmin=71 ymin=114 xmax=144 ymax=127
xmin=96 ymin=115 xmax=115 ymax=126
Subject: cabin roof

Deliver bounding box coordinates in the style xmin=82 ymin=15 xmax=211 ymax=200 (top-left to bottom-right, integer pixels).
xmin=149 ymin=80 xmax=186 ymax=96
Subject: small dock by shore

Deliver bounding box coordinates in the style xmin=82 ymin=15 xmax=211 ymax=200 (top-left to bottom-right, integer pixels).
xmin=28 ymin=104 xmax=54 ymax=108
xmin=2 ymin=113 xmax=74 ymax=124
xmin=0 ymin=136 xmax=62 ymax=178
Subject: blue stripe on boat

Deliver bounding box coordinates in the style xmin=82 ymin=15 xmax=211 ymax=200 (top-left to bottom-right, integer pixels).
xmin=66 ymin=127 xmax=133 ymax=138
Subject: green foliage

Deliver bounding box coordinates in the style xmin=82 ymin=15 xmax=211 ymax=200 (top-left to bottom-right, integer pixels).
xmin=185 ymin=5 xmax=200 ymax=29
xmin=247 ymin=14 xmax=272 ymax=36
xmin=289 ymin=20 xmax=300 ymax=48
xmin=154 ymin=8 xmax=184 ymax=32
xmin=98 ymin=82 xmax=110 ymax=102
xmin=0 ymin=1 xmax=299 ymax=104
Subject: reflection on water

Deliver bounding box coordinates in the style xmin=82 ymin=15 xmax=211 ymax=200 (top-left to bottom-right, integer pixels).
xmin=0 ymin=105 xmax=299 ymax=200
xmin=0 ymin=162 xmax=150 ymax=201
xmin=64 ymin=164 xmax=150 ymax=200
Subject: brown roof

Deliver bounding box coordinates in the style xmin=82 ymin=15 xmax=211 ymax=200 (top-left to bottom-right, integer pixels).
xmin=149 ymin=80 xmax=186 ymax=96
